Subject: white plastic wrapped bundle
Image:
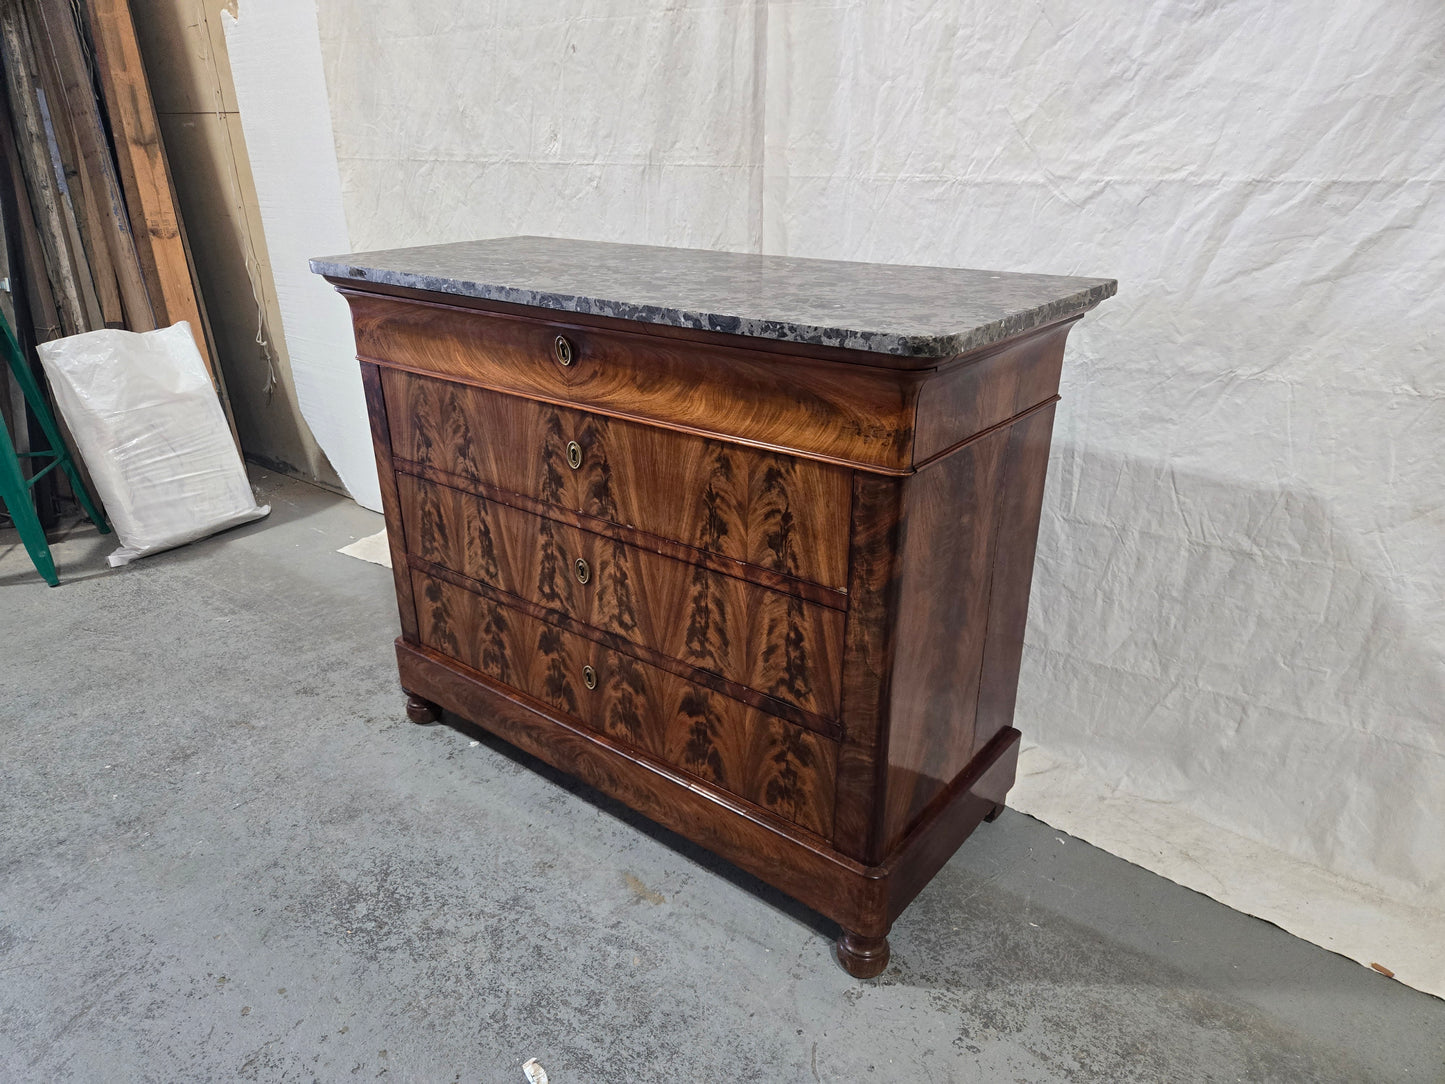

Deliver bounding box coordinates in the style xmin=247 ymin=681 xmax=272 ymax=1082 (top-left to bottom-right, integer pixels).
xmin=36 ymin=322 xmax=269 ymax=566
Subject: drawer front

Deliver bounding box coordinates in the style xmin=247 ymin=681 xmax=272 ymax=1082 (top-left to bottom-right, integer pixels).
xmin=383 ymin=368 xmax=852 ymax=589
xmin=397 ymin=473 xmax=845 ymax=721
xmin=413 ymin=570 xmax=838 ymax=836
xmin=345 ymin=289 xmax=918 ymax=471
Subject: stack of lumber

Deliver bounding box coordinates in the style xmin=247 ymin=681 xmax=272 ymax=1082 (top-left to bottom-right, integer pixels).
xmin=0 ymin=0 xmax=234 ymax=499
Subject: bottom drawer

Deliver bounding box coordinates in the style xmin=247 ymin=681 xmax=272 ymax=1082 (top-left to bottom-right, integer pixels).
xmin=412 ymin=570 xmax=837 ymax=837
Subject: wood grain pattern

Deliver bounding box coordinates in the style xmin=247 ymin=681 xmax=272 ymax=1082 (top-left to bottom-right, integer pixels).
xmin=412 ymin=568 xmax=838 ymax=835
xmin=912 ymin=319 xmax=1070 ymax=465
xmin=880 ymin=424 xmax=1014 ymax=850
xmin=410 ymin=554 xmax=840 ymax=739
xmin=830 ymin=472 xmax=906 ymax=863
xmin=0 ymin=2 xmax=87 ymax=334
xmin=85 ymin=0 xmax=217 ymax=380
xmin=393 ymin=457 xmax=846 ymax=610
xmin=382 ymin=367 xmax=852 ymax=589
xmin=360 ymin=362 xmax=418 ymax=642
xmin=972 ymin=404 xmax=1057 ymax=758
xmin=881 ymin=726 xmax=1020 ymax=924
xmin=830 ymin=398 xmax=1066 ymax=863
xmin=33 ymin=0 xmax=153 ymax=329
xmin=396 ymin=472 xmax=845 ymax=720
xmin=345 ymin=288 xmax=921 ymax=471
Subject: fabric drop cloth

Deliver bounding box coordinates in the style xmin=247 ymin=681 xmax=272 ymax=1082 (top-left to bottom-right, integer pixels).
xmin=231 ymin=0 xmax=1444 ymax=995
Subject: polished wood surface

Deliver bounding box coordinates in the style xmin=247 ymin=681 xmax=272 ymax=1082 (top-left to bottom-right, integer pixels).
xmin=881 ymin=419 xmax=1021 ymax=849
xmin=397 ymin=472 xmax=845 ymax=720
xmin=345 ymin=289 xmax=922 ymax=470
xmin=971 ymin=407 xmax=1058 ymax=760
xmin=360 ymin=362 xmax=419 ymax=643
xmin=912 ymin=320 xmax=1070 ymax=465
xmin=382 ymin=367 xmax=853 ymax=588
xmin=392 ymin=457 xmax=846 ymax=609
xmin=412 ymin=569 xmax=838 ymax=835
xmin=332 ymin=268 xmax=1094 ymax=976
xmin=404 ymin=690 xmax=438 ymax=724
xmin=830 ymin=471 xmax=905 ymax=862
xmin=835 ymin=929 xmax=891 ymax=979
xmin=408 ymin=555 xmax=840 ymax=740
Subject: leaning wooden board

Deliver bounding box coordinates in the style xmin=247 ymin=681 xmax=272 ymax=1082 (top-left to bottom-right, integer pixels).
xmin=312 ymin=236 xmax=1115 ymax=977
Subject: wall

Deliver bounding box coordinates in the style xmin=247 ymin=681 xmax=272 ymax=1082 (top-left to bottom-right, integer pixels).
xmin=132 ymin=0 xmax=340 ymax=488
xmin=269 ymin=0 xmax=1441 ymax=986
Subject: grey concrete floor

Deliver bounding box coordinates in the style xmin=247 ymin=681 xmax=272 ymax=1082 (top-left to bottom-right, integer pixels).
xmin=1 ymin=469 xmax=1441 ymax=1084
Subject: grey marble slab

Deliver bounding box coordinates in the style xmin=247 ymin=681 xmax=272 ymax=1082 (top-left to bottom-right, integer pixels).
xmin=310 ymin=236 xmax=1116 ymax=359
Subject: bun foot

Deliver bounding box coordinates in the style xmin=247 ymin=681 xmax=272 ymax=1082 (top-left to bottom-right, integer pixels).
xmin=835 ymin=929 xmax=890 ymax=978
xmin=404 ymin=691 xmax=439 ymax=724
xmin=983 ymin=802 xmax=1005 ymax=823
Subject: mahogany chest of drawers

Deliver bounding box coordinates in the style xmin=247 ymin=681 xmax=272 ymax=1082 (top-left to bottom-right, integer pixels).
xmin=313 ymin=237 xmax=1115 ymax=977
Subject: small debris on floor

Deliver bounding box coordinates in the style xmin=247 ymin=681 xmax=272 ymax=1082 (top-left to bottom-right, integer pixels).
xmin=522 ymin=1057 xmax=549 ymax=1084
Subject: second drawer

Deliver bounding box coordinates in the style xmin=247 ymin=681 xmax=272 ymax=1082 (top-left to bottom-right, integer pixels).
xmin=398 ymin=472 xmax=845 ymax=722
xmin=380 ymin=367 xmax=853 ymax=589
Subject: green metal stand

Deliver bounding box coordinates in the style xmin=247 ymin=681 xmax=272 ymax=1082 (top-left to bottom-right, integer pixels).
xmin=0 ymin=311 xmax=109 ymax=585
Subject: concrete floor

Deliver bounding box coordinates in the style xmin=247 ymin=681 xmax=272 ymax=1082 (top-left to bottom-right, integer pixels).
xmin=1 ymin=470 xmax=1441 ymax=1084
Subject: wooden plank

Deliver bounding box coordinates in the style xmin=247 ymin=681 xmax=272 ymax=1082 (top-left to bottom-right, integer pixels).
xmin=33 ymin=0 xmax=153 ymax=329
xmin=0 ymin=96 xmax=61 ymax=343
xmin=18 ymin=0 xmax=107 ymax=330
xmin=0 ymin=97 xmax=62 ymax=521
xmin=83 ymin=0 xmax=215 ymax=368
xmin=65 ymin=128 xmax=124 ymax=326
xmin=128 ymin=0 xmax=239 ymax=114
xmin=29 ymin=48 xmax=104 ymax=329
xmin=0 ymin=2 xmax=87 ymax=334
xmin=30 ymin=0 xmax=122 ymax=326
xmin=0 ymin=138 xmax=25 ymax=470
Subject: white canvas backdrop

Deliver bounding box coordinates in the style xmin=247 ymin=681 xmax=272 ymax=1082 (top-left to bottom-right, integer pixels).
xmin=224 ymin=0 xmax=381 ymax=511
xmin=234 ymin=0 xmax=1445 ymax=993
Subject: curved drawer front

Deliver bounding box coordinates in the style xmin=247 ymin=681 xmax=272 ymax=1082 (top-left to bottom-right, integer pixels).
xmin=346 ymin=289 xmax=917 ymax=471
xmin=381 ymin=368 xmax=851 ymax=589
xmin=412 ymin=569 xmax=838 ymax=837
xmin=397 ymin=473 xmax=844 ymax=721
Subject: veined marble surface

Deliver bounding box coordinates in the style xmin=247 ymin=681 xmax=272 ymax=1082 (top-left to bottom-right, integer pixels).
xmin=311 ymin=236 xmax=1116 ymax=358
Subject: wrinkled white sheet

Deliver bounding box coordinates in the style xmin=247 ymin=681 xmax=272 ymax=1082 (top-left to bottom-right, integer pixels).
xmin=223 ymin=0 xmax=381 ymax=512
xmin=247 ymin=0 xmax=1444 ymax=992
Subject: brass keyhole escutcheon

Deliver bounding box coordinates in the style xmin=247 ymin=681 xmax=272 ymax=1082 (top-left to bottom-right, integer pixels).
xmin=566 ymin=440 xmax=582 ymax=470
xmin=582 ymin=664 xmax=597 ymax=690
xmin=575 ymin=557 xmax=590 ymax=585
xmin=554 ymin=334 xmax=574 ymax=367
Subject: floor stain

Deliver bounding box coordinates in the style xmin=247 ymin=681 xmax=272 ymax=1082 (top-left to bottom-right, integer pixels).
xmin=623 ymin=872 xmax=665 ymax=905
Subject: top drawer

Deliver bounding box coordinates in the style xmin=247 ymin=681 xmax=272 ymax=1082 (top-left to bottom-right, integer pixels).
xmin=343 ymin=289 xmax=918 ymax=471
xmin=381 ymin=368 xmax=853 ymax=589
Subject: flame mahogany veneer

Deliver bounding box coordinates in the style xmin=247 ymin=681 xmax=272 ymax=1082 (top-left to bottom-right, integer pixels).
xmin=319 ymin=241 xmax=1112 ymax=977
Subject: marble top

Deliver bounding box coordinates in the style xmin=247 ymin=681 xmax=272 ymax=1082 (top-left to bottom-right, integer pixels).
xmin=311 ymin=236 xmax=1116 ymax=359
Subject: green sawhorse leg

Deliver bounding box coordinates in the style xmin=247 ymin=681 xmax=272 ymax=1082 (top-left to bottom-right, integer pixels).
xmin=0 ymin=312 xmax=109 ymax=586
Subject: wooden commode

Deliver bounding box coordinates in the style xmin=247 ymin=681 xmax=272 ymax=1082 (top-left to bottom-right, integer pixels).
xmin=312 ymin=237 xmax=1115 ymax=977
